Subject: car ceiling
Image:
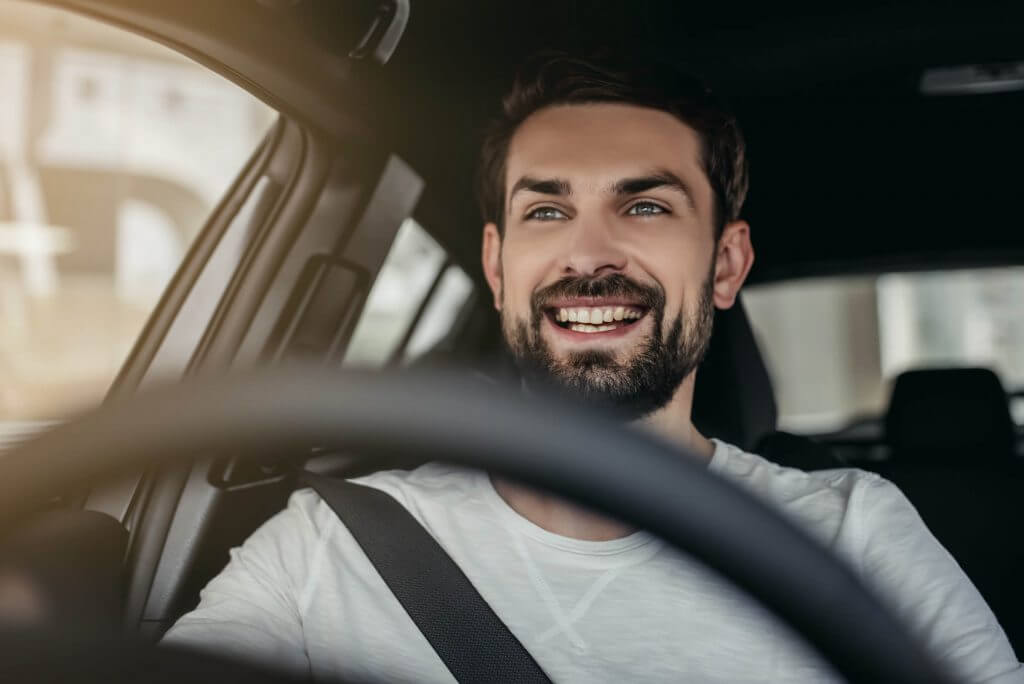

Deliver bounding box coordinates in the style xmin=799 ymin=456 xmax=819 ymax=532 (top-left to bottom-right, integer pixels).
xmin=367 ymin=0 xmax=1024 ymax=285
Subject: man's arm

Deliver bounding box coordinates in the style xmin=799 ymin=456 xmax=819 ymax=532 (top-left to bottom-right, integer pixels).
xmin=161 ymin=489 xmax=324 ymax=677
xmin=854 ymin=476 xmax=1022 ymax=684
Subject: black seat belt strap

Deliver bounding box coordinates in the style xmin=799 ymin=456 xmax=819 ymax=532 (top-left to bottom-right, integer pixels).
xmin=301 ymin=472 xmax=552 ymax=684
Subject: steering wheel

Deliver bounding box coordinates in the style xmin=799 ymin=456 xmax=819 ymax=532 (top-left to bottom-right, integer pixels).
xmin=0 ymin=367 xmax=957 ymax=683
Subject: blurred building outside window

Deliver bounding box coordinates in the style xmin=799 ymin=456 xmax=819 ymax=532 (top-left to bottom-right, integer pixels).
xmin=0 ymin=1 xmax=276 ymax=449
xmin=744 ymin=266 xmax=1024 ymax=434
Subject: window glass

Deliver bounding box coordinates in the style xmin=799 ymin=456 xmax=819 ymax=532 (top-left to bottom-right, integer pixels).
xmin=343 ymin=218 xmax=448 ymax=366
xmin=403 ymin=264 xmax=475 ymax=361
xmin=743 ymin=266 xmax=1024 ymax=433
xmin=0 ymin=1 xmax=275 ymax=446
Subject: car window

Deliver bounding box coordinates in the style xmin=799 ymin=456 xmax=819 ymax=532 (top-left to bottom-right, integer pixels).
xmin=0 ymin=1 xmax=276 ymax=449
xmin=344 ymin=218 xmax=476 ymax=367
xmin=401 ymin=264 xmax=475 ymax=362
xmin=744 ymin=266 xmax=1024 ymax=433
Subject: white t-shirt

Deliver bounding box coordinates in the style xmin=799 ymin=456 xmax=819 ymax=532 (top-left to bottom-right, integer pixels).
xmin=163 ymin=440 xmax=1022 ymax=683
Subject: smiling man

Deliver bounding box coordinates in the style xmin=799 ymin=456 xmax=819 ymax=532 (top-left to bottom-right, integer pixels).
xmin=480 ymin=66 xmax=738 ymax=451
xmin=164 ymin=53 xmax=1022 ymax=683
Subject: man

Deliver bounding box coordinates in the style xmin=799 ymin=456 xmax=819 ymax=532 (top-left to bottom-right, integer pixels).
xmin=164 ymin=53 xmax=1021 ymax=683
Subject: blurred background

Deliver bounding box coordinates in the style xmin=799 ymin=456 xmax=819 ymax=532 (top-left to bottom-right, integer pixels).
xmin=0 ymin=1 xmax=274 ymax=443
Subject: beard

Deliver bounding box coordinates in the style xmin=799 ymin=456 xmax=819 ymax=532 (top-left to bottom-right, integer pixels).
xmin=502 ymin=268 xmax=716 ymax=422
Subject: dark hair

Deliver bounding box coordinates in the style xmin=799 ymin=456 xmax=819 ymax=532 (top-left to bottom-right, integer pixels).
xmin=476 ymin=52 xmax=748 ymax=238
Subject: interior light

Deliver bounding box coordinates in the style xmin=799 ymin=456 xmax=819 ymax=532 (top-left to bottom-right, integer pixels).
xmin=920 ymin=61 xmax=1024 ymax=95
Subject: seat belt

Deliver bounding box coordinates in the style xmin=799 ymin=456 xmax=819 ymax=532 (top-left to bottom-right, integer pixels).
xmin=301 ymin=472 xmax=552 ymax=684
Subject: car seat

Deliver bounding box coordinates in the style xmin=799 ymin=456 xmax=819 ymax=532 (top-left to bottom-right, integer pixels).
xmin=875 ymin=367 xmax=1024 ymax=653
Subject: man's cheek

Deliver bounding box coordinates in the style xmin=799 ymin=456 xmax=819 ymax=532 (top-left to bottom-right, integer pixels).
xmin=501 ymin=305 xmax=531 ymax=338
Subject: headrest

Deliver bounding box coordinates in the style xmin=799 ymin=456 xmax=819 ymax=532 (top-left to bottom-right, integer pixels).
xmin=885 ymin=367 xmax=1015 ymax=465
xmin=692 ymin=295 xmax=777 ymax=451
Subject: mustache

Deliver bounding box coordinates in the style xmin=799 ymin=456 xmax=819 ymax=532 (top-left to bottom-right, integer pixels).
xmin=531 ymin=273 xmax=665 ymax=312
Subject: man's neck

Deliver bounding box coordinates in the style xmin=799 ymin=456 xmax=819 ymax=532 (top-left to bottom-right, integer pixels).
xmin=492 ymin=375 xmax=715 ymax=542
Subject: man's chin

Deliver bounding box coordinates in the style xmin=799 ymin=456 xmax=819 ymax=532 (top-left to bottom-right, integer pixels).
xmin=524 ymin=351 xmax=637 ymax=401
xmin=542 ymin=350 xmax=633 ymax=382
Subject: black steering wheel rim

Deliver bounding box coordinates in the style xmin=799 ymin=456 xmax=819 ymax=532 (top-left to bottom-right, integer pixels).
xmin=0 ymin=366 xmax=956 ymax=683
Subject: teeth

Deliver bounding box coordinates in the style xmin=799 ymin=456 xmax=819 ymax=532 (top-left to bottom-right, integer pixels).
xmin=556 ymin=306 xmax=644 ymax=324
xmin=568 ymin=323 xmax=619 ymax=333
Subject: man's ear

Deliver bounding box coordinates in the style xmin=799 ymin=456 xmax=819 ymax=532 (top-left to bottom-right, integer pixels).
xmin=712 ymin=220 xmax=754 ymax=309
xmin=481 ymin=222 xmax=503 ymax=310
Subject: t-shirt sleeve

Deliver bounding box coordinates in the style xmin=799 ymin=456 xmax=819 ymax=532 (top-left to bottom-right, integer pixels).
xmin=852 ymin=475 xmax=1023 ymax=684
xmin=161 ymin=489 xmax=323 ymax=677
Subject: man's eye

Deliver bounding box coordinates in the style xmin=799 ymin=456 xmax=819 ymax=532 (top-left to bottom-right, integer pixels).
xmin=525 ymin=207 xmax=568 ymax=221
xmin=626 ymin=202 xmax=668 ymax=217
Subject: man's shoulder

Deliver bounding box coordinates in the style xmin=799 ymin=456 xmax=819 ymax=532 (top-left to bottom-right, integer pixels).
xmin=349 ymin=461 xmax=480 ymax=499
xmin=268 ymin=463 xmax=484 ymax=558
xmin=291 ymin=461 xmax=475 ymax=504
xmin=711 ymin=440 xmax=895 ymax=546
xmin=299 ymin=462 xmax=485 ymax=529
xmin=713 ymin=439 xmax=884 ymax=495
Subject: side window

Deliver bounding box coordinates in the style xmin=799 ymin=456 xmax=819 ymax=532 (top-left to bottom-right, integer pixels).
xmin=0 ymin=2 xmax=276 ymax=448
xmin=344 ymin=218 xmax=476 ymax=367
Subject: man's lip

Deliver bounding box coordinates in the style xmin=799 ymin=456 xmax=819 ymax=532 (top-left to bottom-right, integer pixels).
xmin=542 ymin=297 xmax=646 ymax=308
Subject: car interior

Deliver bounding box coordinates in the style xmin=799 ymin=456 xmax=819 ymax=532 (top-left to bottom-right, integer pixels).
xmin=2 ymin=0 xmax=1024 ymax=680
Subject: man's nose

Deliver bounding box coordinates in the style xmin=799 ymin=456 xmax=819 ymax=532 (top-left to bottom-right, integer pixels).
xmin=561 ymin=218 xmax=627 ymax=277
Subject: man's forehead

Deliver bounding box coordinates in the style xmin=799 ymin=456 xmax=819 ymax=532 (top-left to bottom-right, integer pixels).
xmin=504 ymin=102 xmax=708 ymax=197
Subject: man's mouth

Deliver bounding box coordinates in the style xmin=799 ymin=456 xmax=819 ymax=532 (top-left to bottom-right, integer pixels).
xmin=545 ymin=304 xmax=648 ymax=334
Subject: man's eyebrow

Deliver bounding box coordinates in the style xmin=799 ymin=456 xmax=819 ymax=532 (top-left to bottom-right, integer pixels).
xmin=611 ymin=170 xmax=696 ymax=208
xmin=508 ymin=176 xmax=572 ymax=205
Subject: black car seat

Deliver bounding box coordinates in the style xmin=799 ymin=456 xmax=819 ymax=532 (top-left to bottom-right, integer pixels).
xmin=874 ymin=367 xmax=1024 ymax=652
xmin=692 ymin=295 xmax=777 ymax=451
xmin=883 ymin=367 xmax=1016 ymax=465
xmin=692 ymin=295 xmax=844 ymax=470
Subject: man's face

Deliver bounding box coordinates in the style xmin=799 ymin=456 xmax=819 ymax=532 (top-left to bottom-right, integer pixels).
xmin=482 ymin=103 xmax=726 ymax=420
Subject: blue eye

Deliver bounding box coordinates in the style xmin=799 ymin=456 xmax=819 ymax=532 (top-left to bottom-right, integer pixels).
xmin=526 ymin=207 xmax=568 ymax=221
xmin=626 ymin=202 xmax=668 ymax=217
